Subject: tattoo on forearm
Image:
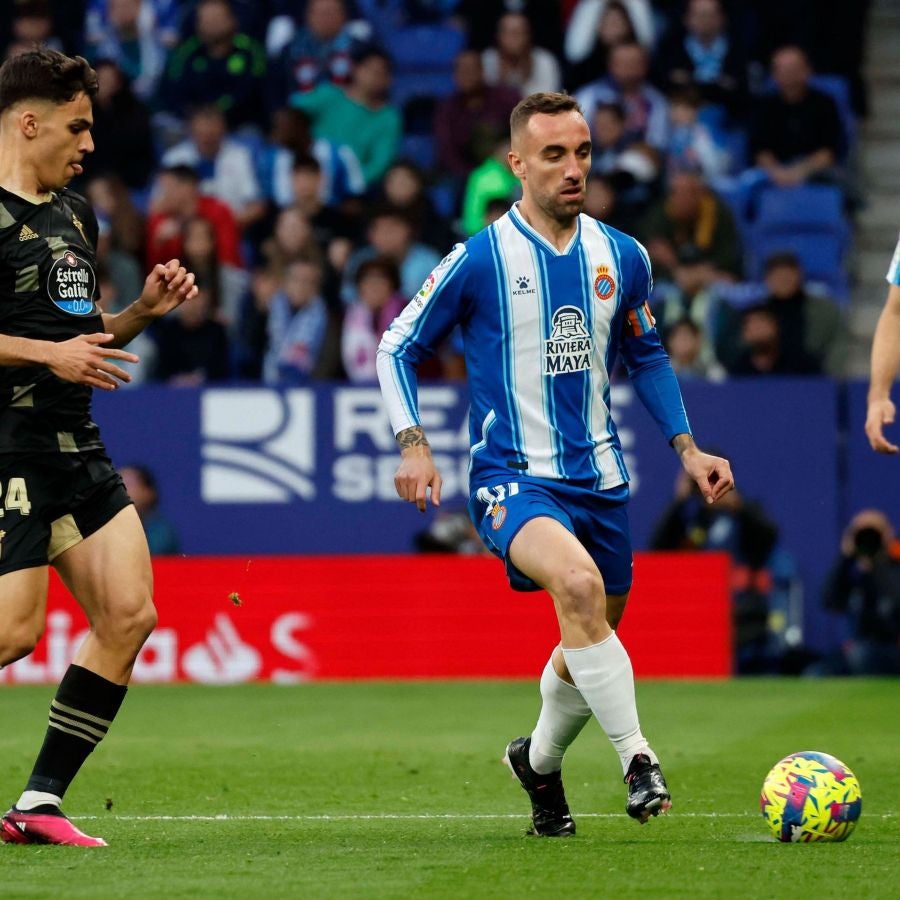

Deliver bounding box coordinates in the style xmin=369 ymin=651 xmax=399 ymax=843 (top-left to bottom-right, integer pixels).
xmin=397 ymin=426 xmax=430 ymax=449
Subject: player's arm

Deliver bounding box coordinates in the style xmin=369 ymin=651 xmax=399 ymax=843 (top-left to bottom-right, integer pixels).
xmin=617 ymin=238 xmax=734 ymax=501
xmin=865 ymin=283 xmax=900 ymax=454
xmin=377 ymin=245 xmax=468 ymax=512
xmin=102 ymin=259 xmax=198 ymax=349
xmin=0 ymin=331 xmax=138 ymax=390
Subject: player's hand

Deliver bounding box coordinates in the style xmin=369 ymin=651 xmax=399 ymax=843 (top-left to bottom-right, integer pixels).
xmin=45 ymin=333 xmax=138 ymax=390
xmin=865 ymin=398 xmax=898 ymax=454
xmin=680 ymin=446 xmax=734 ymax=505
xmin=395 ymin=445 xmax=443 ymax=512
xmin=137 ymin=258 xmax=199 ymax=317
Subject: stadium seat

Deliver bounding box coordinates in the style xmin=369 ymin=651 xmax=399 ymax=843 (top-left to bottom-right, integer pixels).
xmin=385 ymin=24 xmax=465 ymax=107
xmin=809 ymin=74 xmax=858 ymax=161
xmin=748 ymin=185 xmax=851 ymax=299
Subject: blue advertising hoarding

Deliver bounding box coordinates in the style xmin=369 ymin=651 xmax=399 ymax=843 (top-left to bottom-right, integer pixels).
xmin=93 ymin=379 xmax=884 ymax=652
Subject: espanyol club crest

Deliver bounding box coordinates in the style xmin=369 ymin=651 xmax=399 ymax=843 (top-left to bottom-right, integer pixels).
xmin=594 ymin=265 xmax=616 ymax=301
xmin=47 ymin=249 xmax=97 ymax=316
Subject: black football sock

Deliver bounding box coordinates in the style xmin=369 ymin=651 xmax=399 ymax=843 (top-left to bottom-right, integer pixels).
xmin=21 ymin=664 xmax=127 ymax=804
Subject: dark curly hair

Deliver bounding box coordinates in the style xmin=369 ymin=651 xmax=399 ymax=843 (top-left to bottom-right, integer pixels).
xmin=0 ymin=48 xmax=98 ymax=112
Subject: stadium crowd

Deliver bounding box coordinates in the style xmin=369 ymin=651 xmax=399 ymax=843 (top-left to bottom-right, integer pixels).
xmin=0 ymin=0 xmax=870 ymax=385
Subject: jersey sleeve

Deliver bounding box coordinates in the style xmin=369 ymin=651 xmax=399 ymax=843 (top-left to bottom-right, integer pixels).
xmin=887 ymin=233 xmax=900 ymax=286
xmin=377 ymin=243 xmax=469 ymax=435
xmin=617 ymin=236 xmax=692 ymax=442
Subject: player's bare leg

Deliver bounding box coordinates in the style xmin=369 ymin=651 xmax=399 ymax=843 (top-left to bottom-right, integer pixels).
xmin=507 ymin=517 xmax=671 ymax=826
xmin=0 ymin=567 xmax=49 ymax=668
xmin=2 ymin=507 xmax=155 ymax=847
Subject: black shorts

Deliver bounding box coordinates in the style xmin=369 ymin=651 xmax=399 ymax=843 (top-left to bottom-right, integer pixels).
xmin=0 ymin=449 xmax=132 ymax=576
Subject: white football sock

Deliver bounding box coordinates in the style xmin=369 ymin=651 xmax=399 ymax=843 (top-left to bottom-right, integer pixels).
xmin=528 ymin=654 xmax=592 ymax=774
xmin=16 ymin=790 xmax=62 ymax=811
xmin=562 ymin=633 xmax=657 ymax=776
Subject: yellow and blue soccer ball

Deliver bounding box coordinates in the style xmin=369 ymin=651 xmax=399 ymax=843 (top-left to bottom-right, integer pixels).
xmin=760 ymin=751 xmax=862 ymax=842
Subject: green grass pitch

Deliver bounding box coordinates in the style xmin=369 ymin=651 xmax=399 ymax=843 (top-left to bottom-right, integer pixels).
xmin=1 ymin=679 xmax=897 ymax=898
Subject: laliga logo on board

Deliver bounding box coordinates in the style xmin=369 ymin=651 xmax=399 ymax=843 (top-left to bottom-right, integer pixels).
xmin=594 ymin=264 xmax=616 ymax=301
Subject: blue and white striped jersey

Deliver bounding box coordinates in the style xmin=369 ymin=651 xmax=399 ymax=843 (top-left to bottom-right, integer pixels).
xmin=887 ymin=233 xmax=900 ymax=286
xmin=377 ymin=204 xmax=691 ymax=493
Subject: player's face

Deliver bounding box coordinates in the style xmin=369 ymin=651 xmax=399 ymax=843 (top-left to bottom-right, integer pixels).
xmin=509 ymin=111 xmax=592 ymax=225
xmin=31 ymin=92 xmax=94 ymax=192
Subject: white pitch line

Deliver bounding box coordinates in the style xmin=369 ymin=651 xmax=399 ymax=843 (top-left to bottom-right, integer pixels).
xmin=77 ymin=812 xmax=759 ymax=822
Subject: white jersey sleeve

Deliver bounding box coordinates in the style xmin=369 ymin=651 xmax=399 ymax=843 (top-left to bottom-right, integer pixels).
xmin=377 ymin=243 xmax=469 ymax=436
xmin=887 ymin=233 xmax=900 ymax=286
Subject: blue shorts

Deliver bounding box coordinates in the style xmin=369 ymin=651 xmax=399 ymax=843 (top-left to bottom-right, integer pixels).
xmin=467 ymin=480 xmax=633 ymax=594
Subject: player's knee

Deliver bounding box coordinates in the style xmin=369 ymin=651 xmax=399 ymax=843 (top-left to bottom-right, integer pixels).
xmin=553 ymin=567 xmax=604 ymax=620
xmin=99 ymin=595 xmax=157 ymax=651
xmin=0 ymin=621 xmax=43 ymax=667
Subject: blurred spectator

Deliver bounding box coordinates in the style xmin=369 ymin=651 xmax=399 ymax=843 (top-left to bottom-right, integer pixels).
xmin=162 ymin=105 xmax=266 ymax=230
xmin=162 ymin=0 xmax=268 ymax=130
xmin=434 ymin=49 xmax=520 ymax=181
xmin=289 ymin=47 xmax=401 ymax=188
xmin=267 ymin=0 xmax=370 ymax=103
xmin=650 ymin=470 xmax=781 ymax=674
xmin=564 ymin=0 xmax=653 ymax=91
xmin=342 ymin=256 xmax=405 ymax=382
xmin=663 ymin=317 xmax=725 ymax=381
xmin=343 ymin=207 xmax=441 ymax=302
xmin=749 ymin=45 xmax=842 ymax=188
xmin=260 ymin=206 xmax=325 ymax=278
xmin=181 ymin=216 xmax=250 ymax=333
xmin=413 ymin=507 xmax=486 ymax=554
xmin=119 ymin=463 xmax=181 ymax=555
xmin=287 ymin=154 xmax=359 ymax=247
xmin=146 ymin=165 xmax=243 ymax=269
xmin=461 ymin=139 xmax=520 ymax=237
xmin=726 ymin=305 xmax=819 ymax=376
xmin=716 ymin=252 xmax=845 ymax=376
xmin=583 ymin=172 xmax=635 ymax=234
xmin=86 ymin=173 xmax=145 ymax=259
xmin=653 ymin=243 xmax=724 ymax=366
xmin=233 ymin=266 xmax=278 ymax=379
xmin=96 ymin=263 xmax=157 ymax=386
xmin=261 ymin=107 xmax=364 ymax=210
xmin=589 ymin=101 xmax=659 ymax=212
xmin=575 ymin=41 xmax=669 ymax=151
xmin=88 ymin=59 xmax=155 ymax=189
xmin=84 ymin=0 xmax=171 ymax=102
xmin=665 ymin=86 xmax=729 ymax=180
xmin=819 ymin=510 xmax=900 ymax=676
xmin=379 ymin=160 xmax=455 ymax=253
xmin=653 ymin=0 xmax=746 ymax=122
xmin=263 ymin=257 xmax=336 ymax=383
xmin=458 ymin=0 xmax=564 ymax=57
xmin=641 ymin=170 xmax=742 ymax=280
xmin=481 ymin=12 xmax=562 ymax=97
xmin=152 ymin=285 xmax=231 ymax=385
xmin=9 ymin=1 xmax=64 ymax=57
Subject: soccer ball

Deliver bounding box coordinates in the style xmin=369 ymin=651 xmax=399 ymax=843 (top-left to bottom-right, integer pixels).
xmin=760 ymin=751 xmax=862 ymax=842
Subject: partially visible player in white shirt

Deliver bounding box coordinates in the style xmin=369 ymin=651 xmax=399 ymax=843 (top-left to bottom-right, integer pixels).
xmin=377 ymin=92 xmax=733 ymax=836
xmin=866 ymin=236 xmax=900 ymax=454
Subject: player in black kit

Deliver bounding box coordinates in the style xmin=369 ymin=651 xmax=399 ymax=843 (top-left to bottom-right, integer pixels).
xmin=0 ymin=50 xmax=198 ymax=847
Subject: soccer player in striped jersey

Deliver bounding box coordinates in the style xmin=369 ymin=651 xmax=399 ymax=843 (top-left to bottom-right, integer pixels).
xmin=377 ymin=92 xmax=734 ymax=836
xmin=865 ymin=237 xmax=900 ymax=453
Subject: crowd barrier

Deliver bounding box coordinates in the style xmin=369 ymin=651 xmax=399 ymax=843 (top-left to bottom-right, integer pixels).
xmin=0 ymin=553 xmax=731 ymax=684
